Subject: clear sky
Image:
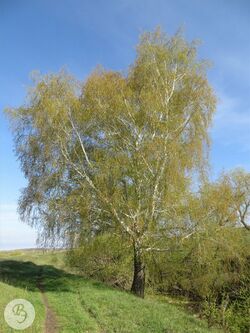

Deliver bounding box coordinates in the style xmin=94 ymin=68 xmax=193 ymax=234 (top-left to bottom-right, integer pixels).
xmin=1 ymin=0 xmax=250 ymax=249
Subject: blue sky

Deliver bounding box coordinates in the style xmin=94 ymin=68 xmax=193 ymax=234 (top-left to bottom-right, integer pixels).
xmin=1 ymin=0 xmax=250 ymax=249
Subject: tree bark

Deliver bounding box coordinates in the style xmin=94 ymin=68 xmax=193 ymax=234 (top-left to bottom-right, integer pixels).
xmin=131 ymin=241 xmax=145 ymax=298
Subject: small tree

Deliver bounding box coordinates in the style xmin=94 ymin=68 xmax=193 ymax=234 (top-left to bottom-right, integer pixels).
xmin=197 ymin=170 xmax=250 ymax=230
xmin=226 ymin=169 xmax=250 ymax=230
xmin=7 ymin=29 xmax=216 ymax=297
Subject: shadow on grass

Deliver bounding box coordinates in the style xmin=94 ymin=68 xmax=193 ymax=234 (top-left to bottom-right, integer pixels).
xmin=0 ymin=259 xmax=114 ymax=295
xmin=0 ymin=260 xmax=71 ymax=292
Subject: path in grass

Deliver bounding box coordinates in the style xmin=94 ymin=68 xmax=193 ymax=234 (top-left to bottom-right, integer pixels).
xmin=0 ymin=259 xmax=60 ymax=333
xmin=37 ymin=268 xmax=58 ymax=333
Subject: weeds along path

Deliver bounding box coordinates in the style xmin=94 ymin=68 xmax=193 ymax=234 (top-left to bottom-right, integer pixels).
xmin=37 ymin=269 xmax=59 ymax=333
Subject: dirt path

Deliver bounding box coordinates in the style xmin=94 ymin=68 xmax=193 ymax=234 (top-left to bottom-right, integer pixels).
xmin=37 ymin=274 xmax=59 ymax=333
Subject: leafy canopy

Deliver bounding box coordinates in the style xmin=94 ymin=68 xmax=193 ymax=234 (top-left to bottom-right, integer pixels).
xmin=7 ymin=29 xmax=216 ymax=248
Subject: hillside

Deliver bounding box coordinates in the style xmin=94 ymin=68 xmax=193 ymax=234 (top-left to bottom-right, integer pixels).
xmin=0 ymin=250 xmax=220 ymax=333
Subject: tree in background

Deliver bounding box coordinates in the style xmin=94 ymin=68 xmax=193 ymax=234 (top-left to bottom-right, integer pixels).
xmin=197 ymin=169 xmax=250 ymax=230
xmin=225 ymin=169 xmax=250 ymax=231
xmin=6 ymin=29 xmax=216 ymax=297
xmin=145 ymin=170 xmax=250 ymax=331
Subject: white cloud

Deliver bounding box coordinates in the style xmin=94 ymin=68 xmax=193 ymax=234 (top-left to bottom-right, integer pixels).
xmin=0 ymin=203 xmax=37 ymax=250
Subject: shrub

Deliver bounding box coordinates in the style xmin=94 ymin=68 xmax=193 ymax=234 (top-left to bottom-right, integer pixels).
xmin=67 ymin=233 xmax=132 ymax=289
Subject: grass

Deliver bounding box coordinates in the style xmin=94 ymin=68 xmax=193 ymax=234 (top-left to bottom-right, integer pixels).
xmin=0 ymin=254 xmax=46 ymax=332
xmin=0 ymin=250 xmax=221 ymax=333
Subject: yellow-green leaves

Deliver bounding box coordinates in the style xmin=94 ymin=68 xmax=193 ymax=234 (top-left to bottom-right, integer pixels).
xmin=7 ymin=28 xmax=216 ymax=249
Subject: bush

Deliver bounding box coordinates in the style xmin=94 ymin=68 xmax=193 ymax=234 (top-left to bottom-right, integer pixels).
xmin=67 ymin=228 xmax=250 ymax=332
xmin=67 ymin=233 xmax=133 ymax=289
xmin=146 ymin=228 xmax=250 ymax=332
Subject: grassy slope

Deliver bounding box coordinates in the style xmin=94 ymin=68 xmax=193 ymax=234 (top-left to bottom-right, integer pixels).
xmin=0 ymin=250 xmax=220 ymax=333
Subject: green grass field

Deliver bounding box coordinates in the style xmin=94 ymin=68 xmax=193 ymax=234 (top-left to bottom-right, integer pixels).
xmin=0 ymin=250 xmax=220 ymax=333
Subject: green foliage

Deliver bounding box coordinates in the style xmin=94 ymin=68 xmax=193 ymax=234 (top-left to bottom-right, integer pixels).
xmin=225 ymin=284 xmax=250 ymax=333
xmin=202 ymin=283 xmax=250 ymax=333
xmin=67 ymin=233 xmax=132 ymax=289
xmin=146 ymin=227 xmax=250 ymax=332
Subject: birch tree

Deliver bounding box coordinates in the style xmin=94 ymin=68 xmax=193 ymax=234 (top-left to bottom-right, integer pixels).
xmin=7 ymin=29 xmax=216 ymax=297
xmin=199 ymin=170 xmax=250 ymax=231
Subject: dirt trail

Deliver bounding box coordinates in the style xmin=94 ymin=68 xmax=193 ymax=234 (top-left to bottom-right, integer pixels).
xmin=37 ymin=275 xmax=59 ymax=333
